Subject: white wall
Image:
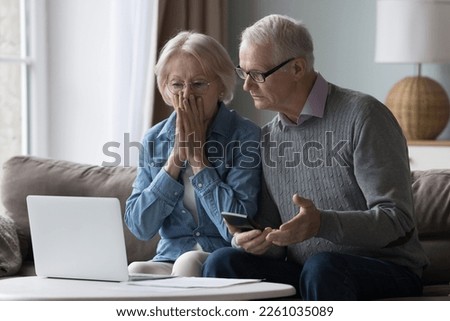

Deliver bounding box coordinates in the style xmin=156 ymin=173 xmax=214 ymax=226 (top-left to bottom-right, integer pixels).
xmin=227 ymin=0 xmax=450 ymax=139
xmin=46 ymin=0 xmax=112 ymax=165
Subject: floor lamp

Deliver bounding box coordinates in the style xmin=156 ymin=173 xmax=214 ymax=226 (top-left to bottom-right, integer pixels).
xmin=375 ymin=0 xmax=450 ymax=140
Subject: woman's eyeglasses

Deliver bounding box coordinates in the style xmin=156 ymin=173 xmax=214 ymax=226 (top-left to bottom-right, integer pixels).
xmin=167 ymin=79 xmax=214 ymax=95
xmin=235 ymin=58 xmax=295 ymax=83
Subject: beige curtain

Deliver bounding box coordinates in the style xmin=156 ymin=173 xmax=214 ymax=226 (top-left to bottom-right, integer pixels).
xmin=151 ymin=0 xmax=228 ymax=125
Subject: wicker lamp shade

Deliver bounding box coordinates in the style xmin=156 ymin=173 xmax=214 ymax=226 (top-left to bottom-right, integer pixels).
xmin=385 ymin=76 xmax=450 ymax=140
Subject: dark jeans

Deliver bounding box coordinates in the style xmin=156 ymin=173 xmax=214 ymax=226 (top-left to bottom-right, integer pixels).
xmin=202 ymin=248 xmax=423 ymax=300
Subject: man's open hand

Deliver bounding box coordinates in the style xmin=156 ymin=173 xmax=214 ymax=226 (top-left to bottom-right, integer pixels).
xmin=266 ymin=194 xmax=321 ymax=246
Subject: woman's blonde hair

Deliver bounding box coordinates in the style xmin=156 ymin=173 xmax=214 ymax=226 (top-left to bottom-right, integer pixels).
xmin=155 ymin=31 xmax=236 ymax=106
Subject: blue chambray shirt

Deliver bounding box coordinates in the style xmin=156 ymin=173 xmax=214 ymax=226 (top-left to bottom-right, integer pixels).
xmin=125 ymin=103 xmax=261 ymax=262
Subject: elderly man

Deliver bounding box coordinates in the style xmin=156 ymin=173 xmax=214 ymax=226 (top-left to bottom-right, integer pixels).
xmin=202 ymin=14 xmax=429 ymax=300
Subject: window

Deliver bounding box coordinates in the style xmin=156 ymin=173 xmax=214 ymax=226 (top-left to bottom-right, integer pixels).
xmin=0 ymin=0 xmax=26 ymax=184
xmin=0 ymin=0 xmax=47 ymax=183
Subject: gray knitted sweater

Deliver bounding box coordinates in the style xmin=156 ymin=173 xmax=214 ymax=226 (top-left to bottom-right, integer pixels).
xmin=261 ymin=83 xmax=429 ymax=276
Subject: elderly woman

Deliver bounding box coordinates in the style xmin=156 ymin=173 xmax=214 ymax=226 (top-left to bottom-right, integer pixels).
xmin=125 ymin=31 xmax=261 ymax=276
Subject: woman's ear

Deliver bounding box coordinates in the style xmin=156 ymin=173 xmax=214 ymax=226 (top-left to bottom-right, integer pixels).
xmin=293 ymin=57 xmax=307 ymax=79
xmin=218 ymin=82 xmax=226 ymax=101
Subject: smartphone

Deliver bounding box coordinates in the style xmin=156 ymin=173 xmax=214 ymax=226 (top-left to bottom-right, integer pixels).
xmin=221 ymin=212 xmax=263 ymax=231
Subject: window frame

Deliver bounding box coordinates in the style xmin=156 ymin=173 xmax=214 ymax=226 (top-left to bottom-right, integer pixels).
xmin=0 ymin=0 xmax=48 ymax=156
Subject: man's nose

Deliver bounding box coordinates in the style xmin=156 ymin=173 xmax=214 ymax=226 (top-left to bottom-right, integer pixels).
xmin=243 ymin=75 xmax=254 ymax=92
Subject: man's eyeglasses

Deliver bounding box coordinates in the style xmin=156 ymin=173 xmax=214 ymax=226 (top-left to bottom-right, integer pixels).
xmin=167 ymin=79 xmax=214 ymax=95
xmin=235 ymin=58 xmax=295 ymax=83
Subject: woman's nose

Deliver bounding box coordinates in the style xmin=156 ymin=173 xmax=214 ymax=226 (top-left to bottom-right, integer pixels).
xmin=182 ymin=85 xmax=192 ymax=96
xmin=184 ymin=82 xmax=199 ymax=96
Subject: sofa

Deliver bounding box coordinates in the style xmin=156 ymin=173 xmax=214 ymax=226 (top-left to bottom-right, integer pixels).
xmin=0 ymin=155 xmax=159 ymax=278
xmin=1 ymin=155 xmax=449 ymax=300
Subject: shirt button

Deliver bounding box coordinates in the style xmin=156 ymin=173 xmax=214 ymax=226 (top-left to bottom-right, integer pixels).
xmin=181 ymin=210 xmax=186 ymax=213
xmin=195 ymin=232 xmax=201 ymax=237
xmin=197 ymin=183 xmax=203 ymax=188
xmin=150 ymin=162 xmax=155 ymax=167
xmin=174 ymin=191 xmax=178 ymax=196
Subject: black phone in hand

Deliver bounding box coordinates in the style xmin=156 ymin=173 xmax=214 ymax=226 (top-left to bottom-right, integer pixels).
xmin=221 ymin=212 xmax=263 ymax=231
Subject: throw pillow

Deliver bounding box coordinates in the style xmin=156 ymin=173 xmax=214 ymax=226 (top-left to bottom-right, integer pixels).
xmin=0 ymin=214 xmax=22 ymax=276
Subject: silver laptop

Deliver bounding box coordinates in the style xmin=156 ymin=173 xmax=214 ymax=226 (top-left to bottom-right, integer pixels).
xmin=27 ymin=195 xmax=170 ymax=282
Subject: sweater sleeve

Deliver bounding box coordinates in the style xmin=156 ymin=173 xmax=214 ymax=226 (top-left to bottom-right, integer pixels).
xmin=317 ymin=98 xmax=417 ymax=249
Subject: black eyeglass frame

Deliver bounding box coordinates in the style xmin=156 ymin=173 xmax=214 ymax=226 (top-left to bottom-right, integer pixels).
xmin=235 ymin=57 xmax=295 ymax=83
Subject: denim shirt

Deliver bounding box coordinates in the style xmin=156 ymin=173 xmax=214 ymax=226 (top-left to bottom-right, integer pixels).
xmin=125 ymin=103 xmax=261 ymax=262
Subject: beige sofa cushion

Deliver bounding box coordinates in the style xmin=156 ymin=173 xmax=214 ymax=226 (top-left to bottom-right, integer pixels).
xmin=411 ymin=169 xmax=450 ymax=285
xmin=1 ymin=155 xmax=158 ymax=264
xmin=412 ymin=169 xmax=450 ymax=236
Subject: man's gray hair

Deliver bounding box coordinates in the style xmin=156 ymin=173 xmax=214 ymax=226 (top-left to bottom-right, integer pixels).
xmin=240 ymin=14 xmax=315 ymax=71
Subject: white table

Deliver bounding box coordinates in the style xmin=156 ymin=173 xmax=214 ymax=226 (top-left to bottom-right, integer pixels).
xmin=0 ymin=276 xmax=296 ymax=301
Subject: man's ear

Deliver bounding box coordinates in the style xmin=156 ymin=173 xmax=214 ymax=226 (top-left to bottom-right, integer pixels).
xmin=292 ymin=57 xmax=307 ymax=79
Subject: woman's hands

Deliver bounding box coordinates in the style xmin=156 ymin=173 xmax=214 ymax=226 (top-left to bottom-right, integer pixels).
xmin=164 ymin=93 xmax=211 ymax=178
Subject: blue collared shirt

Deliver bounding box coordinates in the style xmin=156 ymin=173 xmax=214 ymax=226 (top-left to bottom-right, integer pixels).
xmin=125 ymin=103 xmax=261 ymax=262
